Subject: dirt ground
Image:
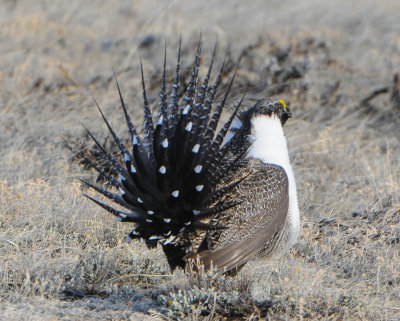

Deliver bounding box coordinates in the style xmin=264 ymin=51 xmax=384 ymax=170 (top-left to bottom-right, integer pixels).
xmin=1 ymin=0 xmax=399 ymax=320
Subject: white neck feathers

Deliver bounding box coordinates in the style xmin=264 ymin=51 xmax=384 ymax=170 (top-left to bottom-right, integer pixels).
xmin=248 ymin=115 xmax=292 ymax=173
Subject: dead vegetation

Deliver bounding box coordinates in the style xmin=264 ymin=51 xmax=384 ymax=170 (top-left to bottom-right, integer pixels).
xmin=1 ymin=0 xmax=400 ymax=320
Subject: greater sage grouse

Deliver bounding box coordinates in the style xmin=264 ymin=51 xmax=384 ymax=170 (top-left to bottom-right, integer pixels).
xmin=81 ymin=41 xmax=300 ymax=273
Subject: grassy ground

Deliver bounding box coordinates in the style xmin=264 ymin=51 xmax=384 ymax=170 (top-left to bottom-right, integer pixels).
xmin=1 ymin=0 xmax=399 ymax=320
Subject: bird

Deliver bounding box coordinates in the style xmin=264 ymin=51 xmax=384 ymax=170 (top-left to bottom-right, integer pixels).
xmin=80 ymin=39 xmax=300 ymax=274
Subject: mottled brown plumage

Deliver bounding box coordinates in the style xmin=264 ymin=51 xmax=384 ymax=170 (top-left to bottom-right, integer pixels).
xmin=186 ymin=158 xmax=289 ymax=272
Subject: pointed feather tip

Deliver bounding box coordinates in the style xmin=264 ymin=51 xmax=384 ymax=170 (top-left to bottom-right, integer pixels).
xmin=82 ymin=192 xmax=94 ymax=203
xmin=111 ymin=67 xmax=121 ymax=87
xmin=78 ymin=178 xmax=88 ymax=185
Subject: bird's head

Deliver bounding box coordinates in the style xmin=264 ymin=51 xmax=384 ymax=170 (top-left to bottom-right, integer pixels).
xmin=231 ymin=98 xmax=292 ymax=138
xmin=223 ymin=98 xmax=292 ymax=152
xmin=244 ymin=98 xmax=292 ymax=126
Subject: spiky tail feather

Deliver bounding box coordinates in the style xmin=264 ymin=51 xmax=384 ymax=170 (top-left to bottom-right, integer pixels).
xmin=81 ymin=39 xmax=250 ymax=271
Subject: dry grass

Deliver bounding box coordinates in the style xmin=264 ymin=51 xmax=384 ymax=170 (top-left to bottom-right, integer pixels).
xmin=1 ymin=0 xmax=400 ymax=320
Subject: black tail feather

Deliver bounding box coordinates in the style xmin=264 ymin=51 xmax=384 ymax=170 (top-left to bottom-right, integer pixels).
xmin=80 ymin=179 xmax=143 ymax=219
xmin=180 ymin=35 xmax=202 ymax=114
xmin=92 ymin=98 xmax=134 ymax=171
xmin=196 ymin=50 xmax=228 ymax=143
xmin=113 ymin=72 xmax=140 ymax=148
xmin=82 ymin=124 xmax=133 ymax=187
xmin=201 ymin=62 xmax=239 ymax=162
xmin=157 ymin=40 xmax=169 ymax=148
xmin=139 ymin=57 xmax=155 ymax=162
xmin=167 ymin=37 xmax=182 ymax=133
xmin=190 ymin=39 xmax=217 ymax=147
xmin=83 ymin=193 xmax=140 ymax=222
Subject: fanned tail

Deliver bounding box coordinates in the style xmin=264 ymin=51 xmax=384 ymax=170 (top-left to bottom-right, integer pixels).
xmin=81 ymin=40 xmax=251 ymax=271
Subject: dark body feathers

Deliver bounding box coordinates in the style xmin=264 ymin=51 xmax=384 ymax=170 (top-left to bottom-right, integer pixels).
xmin=81 ymin=40 xmax=292 ymax=273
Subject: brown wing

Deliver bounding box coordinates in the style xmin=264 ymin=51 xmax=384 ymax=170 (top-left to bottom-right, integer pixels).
xmin=186 ymin=158 xmax=289 ymax=272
